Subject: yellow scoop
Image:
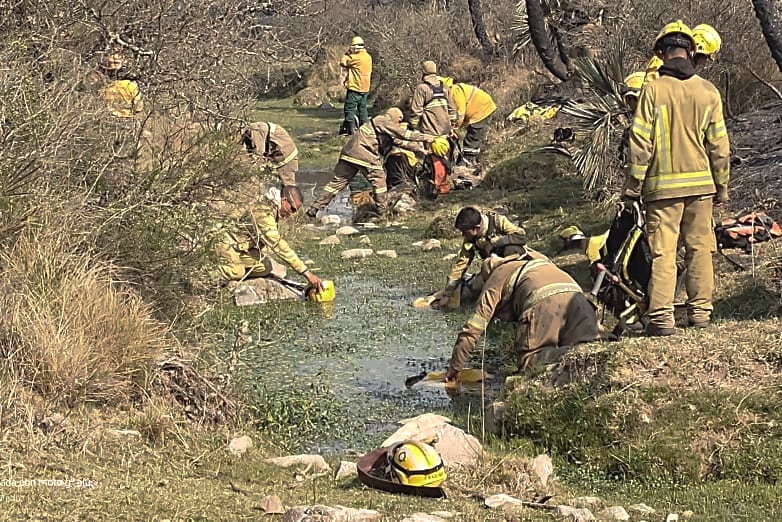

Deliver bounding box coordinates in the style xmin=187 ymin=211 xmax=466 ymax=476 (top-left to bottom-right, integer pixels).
xmin=404 ymin=368 xmax=488 ymax=388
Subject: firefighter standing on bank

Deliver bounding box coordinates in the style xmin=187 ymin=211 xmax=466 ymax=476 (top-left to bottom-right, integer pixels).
xmin=240 ymin=122 xmax=300 ymax=187
xmin=437 ymin=207 xmax=527 ymax=308
xmin=445 ymin=253 xmax=600 ymax=381
xmin=339 ymin=36 xmax=373 ymax=136
xmin=306 ymin=107 xmax=436 ymax=219
xmin=410 ymin=61 xmax=457 ymax=136
xmin=625 ymin=20 xmax=730 ymax=336
xmin=440 ymin=77 xmax=496 ymax=166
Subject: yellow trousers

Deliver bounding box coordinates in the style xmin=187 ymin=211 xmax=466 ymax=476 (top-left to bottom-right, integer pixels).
xmin=646 ymin=195 xmax=715 ymax=328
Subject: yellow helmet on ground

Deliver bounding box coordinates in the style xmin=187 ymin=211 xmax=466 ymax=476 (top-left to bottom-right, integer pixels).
xmin=351 ymin=36 xmax=365 ymax=47
xmin=623 ymin=71 xmax=646 ymax=97
xmin=387 ymin=440 xmax=446 ymax=487
xmin=692 ymin=23 xmax=721 ymax=59
xmin=653 ymin=20 xmax=695 ymax=53
xmin=431 ymin=136 xmax=450 ymax=157
xmin=559 ymin=225 xmax=586 ymax=242
xmin=307 ymin=280 xmax=335 ymax=302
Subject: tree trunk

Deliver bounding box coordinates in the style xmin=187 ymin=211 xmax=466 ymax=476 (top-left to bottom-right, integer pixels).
xmin=525 ymin=0 xmax=569 ymax=81
xmin=752 ymin=0 xmax=782 ymax=75
xmin=467 ymin=0 xmax=495 ymax=57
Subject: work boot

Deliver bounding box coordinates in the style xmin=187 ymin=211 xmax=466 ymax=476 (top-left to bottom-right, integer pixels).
xmin=338 ymin=122 xmax=351 ymax=136
xmin=687 ymin=318 xmax=710 ymax=329
xmin=645 ymin=323 xmax=676 ymax=337
xmin=305 ymin=207 xmax=319 ymax=219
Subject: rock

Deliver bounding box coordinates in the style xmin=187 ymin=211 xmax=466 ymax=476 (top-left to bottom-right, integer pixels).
xmin=319 ymin=235 xmax=341 ymax=246
xmin=441 ymin=253 xmax=457 ymax=261
xmin=484 ymin=401 xmax=506 ymax=434
xmin=666 ymin=515 xmax=679 ymax=522
xmin=430 ymin=512 xmax=457 ymax=519
xmin=682 ymin=511 xmax=694 ymax=519
xmin=597 ymin=506 xmax=630 ymax=521
xmin=401 ymin=514 xmax=447 ymax=522
xmin=305 ymin=259 xmax=316 ymax=265
xmin=382 ymin=413 xmax=452 ymax=446
xmin=108 ymin=429 xmax=142 ymax=439
xmin=341 ymin=249 xmax=373 ymax=260
xmin=282 ymin=505 xmax=380 ymax=522
xmin=412 ymin=240 xmax=423 ymax=247
xmin=333 ymin=461 xmax=357 ymax=480
xmin=319 ymin=102 xmax=336 ymax=111
xmin=556 ymin=505 xmax=596 ymax=522
xmin=572 ymin=497 xmax=604 ymax=509
xmin=39 ymin=413 xmax=68 ymax=433
xmin=358 ymin=222 xmax=380 ymax=229
xmin=325 ymin=84 xmax=345 ymax=102
xmin=531 ymin=454 xmax=553 ymax=487
xmin=292 ymin=86 xmax=327 ymax=107
xmin=420 ymin=239 xmax=442 ymax=251
xmin=258 ymin=495 xmax=285 ymax=514
xmin=629 ymin=504 xmax=656 ymax=515
xmin=265 ymin=454 xmax=331 ymax=475
xmin=228 ymin=435 xmax=253 ymax=457
xmin=485 ymin=494 xmax=525 ymax=509
xmin=381 ymin=414 xmax=483 ymax=468
xmin=393 ymin=193 xmax=417 ymax=213
xmin=320 ymin=215 xmax=341 ymax=226
xmin=335 ymin=226 xmax=360 ymax=236
xmin=359 ymin=235 xmax=371 ymax=245
xmin=377 ymin=250 xmax=398 ymax=258
xmin=232 ymin=278 xmax=301 ymax=306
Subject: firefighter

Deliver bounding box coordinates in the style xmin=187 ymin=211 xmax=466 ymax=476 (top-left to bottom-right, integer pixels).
xmin=98 ymin=53 xmax=144 ymax=118
xmin=339 ymin=36 xmax=373 ymax=136
xmin=410 ymin=61 xmax=457 ymax=136
xmin=624 ymin=20 xmax=731 ymax=336
xmin=384 ymin=121 xmax=425 ymax=190
xmin=215 ymin=184 xmax=325 ymax=292
xmin=306 ymin=107 xmax=436 ymax=219
xmin=240 ymin=122 xmax=299 ymax=187
xmin=692 ymin=23 xmax=721 ymax=68
xmin=440 ymin=77 xmax=496 ymax=166
xmin=558 ymin=226 xmax=609 ymax=268
xmin=436 ymin=207 xmax=527 ymax=308
xmin=444 ymin=253 xmax=600 ymax=380
xmin=619 ymin=71 xmax=646 ymax=168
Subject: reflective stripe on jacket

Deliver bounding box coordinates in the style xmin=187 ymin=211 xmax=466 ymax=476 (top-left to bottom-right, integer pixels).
xmin=625 ymin=74 xmax=730 ymax=202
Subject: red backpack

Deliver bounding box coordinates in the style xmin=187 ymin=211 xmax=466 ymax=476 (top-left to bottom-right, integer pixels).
xmin=714 ymin=211 xmax=782 ymax=253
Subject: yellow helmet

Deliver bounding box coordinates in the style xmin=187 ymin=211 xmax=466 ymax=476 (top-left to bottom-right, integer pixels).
xmin=431 ymin=136 xmax=450 ymax=158
xmin=692 ymin=24 xmax=721 ymax=59
xmin=559 ymin=225 xmax=586 ymax=242
xmin=653 ymin=20 xmax=695 ymax=53
xmin=307 ymin=280 xmax=335 ymax=303
xmin=387 ymin=441 xmax=446 ymax=487
xmin=351 ymin=36 xmax=365 ymax=47
xmin=623 ymin=71 xmax=646 ymax=93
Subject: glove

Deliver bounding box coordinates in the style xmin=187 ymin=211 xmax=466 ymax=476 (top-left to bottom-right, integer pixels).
xmin=714 ymin=185 xmax=729 ymax=204
xmin=431 ymin=136 xmax=450 ymax=157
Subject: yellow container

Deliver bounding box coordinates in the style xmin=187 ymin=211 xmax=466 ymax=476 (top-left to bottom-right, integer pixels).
xmin=307 ymin=280 xmax=335 ymax=302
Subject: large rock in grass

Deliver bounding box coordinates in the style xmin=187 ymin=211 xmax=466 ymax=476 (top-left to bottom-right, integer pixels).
xmin=293 ymin=87 xmax=327 ymax=107
xmin=341 ymin=249 xmax=373 ymax=260
xmin=282 ymin=505 xmax=380 ymax=522
xmin=381 ymin=413 xmax=482 ymax=468
xmin=230 ymin=278 xmax=301 ymax=306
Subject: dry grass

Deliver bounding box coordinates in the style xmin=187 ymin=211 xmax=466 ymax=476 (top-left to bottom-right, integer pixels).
xmin=0 ymin=224 xmax=172 ymax=408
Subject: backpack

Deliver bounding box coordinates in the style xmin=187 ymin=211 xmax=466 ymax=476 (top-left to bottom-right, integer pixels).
xmin=714 ymin=211 xmax=782 ymax=253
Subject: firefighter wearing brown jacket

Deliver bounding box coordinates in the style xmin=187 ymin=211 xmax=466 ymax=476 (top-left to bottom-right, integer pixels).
xmin=410 ymin=61 xmax=457 ymax=136
xmin=445 ymin=253 xmax=600 ymax=381
xmin=306 ymin=107 xmax=435 ymax=218
xmin=625 ymin=21 xmax=730 ymax=336
xmin=241 ymin=122 xmax=299 ymax=187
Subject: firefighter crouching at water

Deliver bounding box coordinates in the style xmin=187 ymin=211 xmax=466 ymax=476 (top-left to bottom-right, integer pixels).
xmin=410 ymin=61 xmax=457 ymax=136
xmin=215 ymin=183 xmax=324 ymax=291
xmin=445 ymin=253 xmax=600 ymax=380
xmin=306 ymin=107 xmax=436 ymax=219
xmin=240 ymin=122 xmax=299 ymax=187
xmin=436 ymin=207 xmax=527 ymax=308
xmin=625 ymin=20 xmax=730 ymax=336
xmin=440 ymin=77 xmax=496 ymax=166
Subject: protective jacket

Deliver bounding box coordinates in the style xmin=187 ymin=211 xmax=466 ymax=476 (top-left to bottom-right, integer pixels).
xmin=449 ymin=83 xmax=496 ymax=128
xmin=625 ymin=58 xmax=730 ymax=202
xmin=447 ymin=211 xmax=527 ymax=286
xmin=215 ymin=191 xmax=308 ymax=280
xmin=242 ymin=122 xmax=299 ymax=187
xmin=340 ymin=49 xmax=372 ymax=93
xmin=586 ymin=232 xmax=609 ymax=264
xmin=340 ymin=113 xmax=433 ymax=170
xmin=410 ymin=74 xmax=456 ymax=136
xmin=449 ymin=253 xmax=598 ymax=372
xmin=102 ymin=80 xmax=144 ymax=118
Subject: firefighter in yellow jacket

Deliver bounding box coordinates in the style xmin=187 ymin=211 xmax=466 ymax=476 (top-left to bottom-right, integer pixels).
xmin=215 ymin=184 xmax=324 ymax=290
xmin=306 ymin=107 xmax=436 ymax=219
xmin=339 ymin=36 xmax=373 ymax=135
xmin=240 ymin=122 xmax=299 ymax=187
xmin=98 ymin=53 xmax=144 ymax=118
xmin=437 ymin=207 xmax=527 ymax=308
xmin=440 ymin=77 xmax=496 ymax=165
xmin=445 ymin=252 xmax=599 ymax=380
xmin=410 ymin=61 xmax=457 ymax=136
xmin=625 ymin=20 xmax=730 ymax=336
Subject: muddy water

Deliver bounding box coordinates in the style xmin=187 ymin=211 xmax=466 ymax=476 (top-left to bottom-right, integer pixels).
xmin=237 ymin=170 xmax=502 ymax=452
